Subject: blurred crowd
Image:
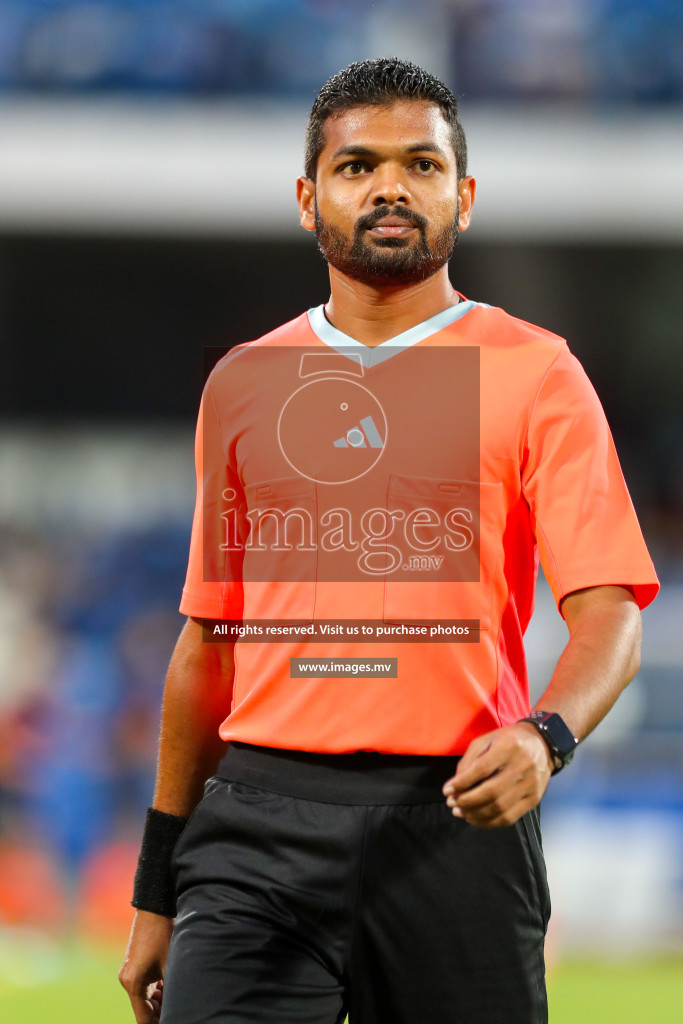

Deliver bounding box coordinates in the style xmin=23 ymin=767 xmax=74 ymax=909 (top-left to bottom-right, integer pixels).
xmin=0 ymin=521 xmax=189 ymax=936
xmin=0 ymin=0 xmax=682 ymax=102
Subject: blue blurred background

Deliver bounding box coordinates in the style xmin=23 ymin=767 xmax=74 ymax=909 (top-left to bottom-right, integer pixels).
xmin=1 ymin=0 xmax=682 ymax=101
xmin=0 ymin=0 xmax=682 ymax=969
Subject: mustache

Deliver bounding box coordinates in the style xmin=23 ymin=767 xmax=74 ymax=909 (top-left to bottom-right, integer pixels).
xmin=355 ymin=205 xmax=428 ymax=232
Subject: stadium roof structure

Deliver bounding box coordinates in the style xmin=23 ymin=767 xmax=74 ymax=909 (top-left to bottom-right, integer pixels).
xmin=0 ymin=100 xmax=681 ymax=241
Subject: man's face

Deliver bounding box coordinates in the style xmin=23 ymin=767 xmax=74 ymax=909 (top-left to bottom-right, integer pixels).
xmin=305 ymin=100 xmax=466 ymax=287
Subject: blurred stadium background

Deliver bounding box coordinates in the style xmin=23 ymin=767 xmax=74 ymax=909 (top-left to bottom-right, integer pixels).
xmin=0 ymin=2 xmax=682 ymax=1020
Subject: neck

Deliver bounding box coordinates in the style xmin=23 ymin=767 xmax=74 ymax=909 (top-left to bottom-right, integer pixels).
xmin=324 ymin=266 xmax=460 ymax=347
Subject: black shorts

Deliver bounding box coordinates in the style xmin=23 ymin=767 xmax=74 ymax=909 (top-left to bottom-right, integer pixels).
xmin=162 ymin=741 xmax=550 ymax=1024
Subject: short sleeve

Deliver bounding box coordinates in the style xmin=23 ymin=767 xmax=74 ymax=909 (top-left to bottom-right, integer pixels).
xmin=521 ymin=345 xmax=659 ymax=615
xmin=179 ymin=380 xmax=245 ymax=619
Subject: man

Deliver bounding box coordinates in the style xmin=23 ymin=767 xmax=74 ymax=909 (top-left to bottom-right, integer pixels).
xmin=120 ymin=58 xmax=659 ymax=1024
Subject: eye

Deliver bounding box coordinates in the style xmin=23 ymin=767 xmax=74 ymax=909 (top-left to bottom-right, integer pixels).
xmin=414 ymin=159 xmax=437 ymax=174
xmin=340 ymin=161 xmax=368 ymax=176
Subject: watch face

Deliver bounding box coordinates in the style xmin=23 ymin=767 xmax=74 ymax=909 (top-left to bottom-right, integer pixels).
xmin=524 ymin=711 xmax=578 ymax=769
xmin=541 ymin=713 xmax=578 ymax=761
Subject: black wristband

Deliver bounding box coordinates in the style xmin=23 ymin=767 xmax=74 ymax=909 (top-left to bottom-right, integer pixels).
xmin=131 ymin=806 xmax=189 ymax=918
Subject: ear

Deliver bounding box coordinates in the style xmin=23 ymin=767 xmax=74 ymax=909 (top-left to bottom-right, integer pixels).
xmin=297 ymin=177 xmax=316 ymax=233
xmin=457 ymin=176 xmax=476 ymax=232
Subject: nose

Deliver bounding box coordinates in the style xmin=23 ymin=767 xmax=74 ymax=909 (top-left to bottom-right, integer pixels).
xmin=370 ymin=163 xmax=411 ymax=206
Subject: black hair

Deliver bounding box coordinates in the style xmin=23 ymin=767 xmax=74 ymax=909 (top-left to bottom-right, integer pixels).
xmin=304 ymin=57 xmax=467 ymax=181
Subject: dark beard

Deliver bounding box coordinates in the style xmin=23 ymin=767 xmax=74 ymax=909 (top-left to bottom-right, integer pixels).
xmin=315 ymin=200 xmax=459 ymax=286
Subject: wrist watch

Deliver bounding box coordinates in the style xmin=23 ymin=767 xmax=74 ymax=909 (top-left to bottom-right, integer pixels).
xmin=519 ymin=710 xmax=578 ymax=775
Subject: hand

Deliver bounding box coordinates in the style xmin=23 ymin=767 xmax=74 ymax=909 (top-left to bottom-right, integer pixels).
xmin=441 ymin=723 xmax=554 ymax=828
xmin=119 ymin=909 xmax=175 ymax=1022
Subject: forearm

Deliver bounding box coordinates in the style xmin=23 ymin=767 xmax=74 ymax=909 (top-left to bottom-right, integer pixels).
xmin=533 ymin=584 xmax=642 ymax=742
xmin=152 ymin=616 xmax=236 ymax=818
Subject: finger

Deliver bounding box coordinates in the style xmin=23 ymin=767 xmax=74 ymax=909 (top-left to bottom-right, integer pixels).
xmin=449 ymin=772 xmax=524 ymax=822
xmin=442 ymin=734 xmax=494 ymax=794
xmin=150 ymin=983 xmax=164 ymax=1014
xmin=129 ymin=993 xmax=156 ymax=1024
xmin=463 ymin=793 xmax=537 ymax=829
xmin=453 ymin=778 xmax=538 ymax=828
xmin=449 ymin=743 xmax=509 ymax=794
xmin=451 ymin=756 xmax=538 ymax=809
xmin=124 ymin=980 xmax=164 ymax=1023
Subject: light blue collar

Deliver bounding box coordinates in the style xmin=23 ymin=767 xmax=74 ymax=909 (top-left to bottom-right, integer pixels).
xmin=306 ymin=299 xmax=483 ymax=367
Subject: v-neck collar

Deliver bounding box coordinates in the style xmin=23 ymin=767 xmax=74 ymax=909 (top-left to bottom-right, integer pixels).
xmin=306 ymin=298 xmax=483 ymax=367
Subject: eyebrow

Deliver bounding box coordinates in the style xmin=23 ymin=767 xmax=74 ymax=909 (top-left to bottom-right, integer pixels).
xmin=406 ymin=142 xmax=448 ymax=159
xmin=330 ymin=141 xmax=448 ymax=161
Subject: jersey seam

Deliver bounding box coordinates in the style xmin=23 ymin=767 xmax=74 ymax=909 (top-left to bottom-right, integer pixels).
xmin=520 ymin=345 xmax=566 ymax=599
xmin=205 ymin=380 xmax=235 ymax=617
xmin=493 ymin=592 xmax=508 ymax=728
xmin=206 ymin=380 xmax=227 ymax=463
xmin=532 ymin=519 xmax=563 ymax=608
xmin=520 ymin=344 xmax=565 ymax=471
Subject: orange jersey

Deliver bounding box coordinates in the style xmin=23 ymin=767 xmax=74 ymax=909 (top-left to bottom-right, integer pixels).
xmin=180 ymin=298 xmax=659 ymax=755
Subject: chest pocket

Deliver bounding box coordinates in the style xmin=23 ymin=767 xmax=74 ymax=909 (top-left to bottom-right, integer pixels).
xmin=382 ymin=475 xmax=505 ymax=631
xmin=242 ymin=477 xmax=317 ymax=622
